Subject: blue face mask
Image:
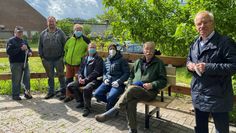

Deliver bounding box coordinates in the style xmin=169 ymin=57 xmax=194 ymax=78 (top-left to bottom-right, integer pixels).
xmin=74 ymin=31 xmax=82 ymax=37
xmin=88 ymin=48 xmax=96 ymax=55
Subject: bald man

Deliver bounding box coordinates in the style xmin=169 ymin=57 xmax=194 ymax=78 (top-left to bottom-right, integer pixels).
xmin=187 ymin=11 xmax=236 ymax=133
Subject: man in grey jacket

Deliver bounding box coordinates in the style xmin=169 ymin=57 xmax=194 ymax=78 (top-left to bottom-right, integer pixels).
xmin=38 ymin=16 xmax=67 ymax=99
xmin=187 ymin=11 xmax=236 ymax=133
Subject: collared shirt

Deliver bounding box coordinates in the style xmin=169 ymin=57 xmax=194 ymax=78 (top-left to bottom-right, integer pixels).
xmin=199 ymin=31 xmax=215 ymax=47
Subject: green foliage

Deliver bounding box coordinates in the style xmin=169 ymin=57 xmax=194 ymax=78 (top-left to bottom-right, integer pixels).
xmin=31 ymin=32 xmax=39 ymax=44
xmin=102 ymin=0 xmax=236 ymax=56
xmin=57 ymin=18 xmax=74 ymax=36
xmin=83 ymin=24 xmax=92 ymax=35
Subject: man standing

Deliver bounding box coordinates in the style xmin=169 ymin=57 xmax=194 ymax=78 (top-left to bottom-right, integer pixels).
xmin=62 ymin=24 xmax=90 ymax=100
xmin=6 ymin=26 xmax=33 ymax=100
xmin=38 ymin=16 xmax=67 ymax=99
xmin=187 ymin=11 xmax=236 ymax=133
xmin=95 ymin=42 xmax=167 ymax=133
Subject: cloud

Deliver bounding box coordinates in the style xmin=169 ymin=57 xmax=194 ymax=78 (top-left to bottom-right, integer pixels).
xmin=25 ymin=0 xmax=104 ymax=20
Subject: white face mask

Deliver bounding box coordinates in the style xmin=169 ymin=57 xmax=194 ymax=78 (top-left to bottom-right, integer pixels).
xmin=109 ymin=49 xmax=116 ymax=57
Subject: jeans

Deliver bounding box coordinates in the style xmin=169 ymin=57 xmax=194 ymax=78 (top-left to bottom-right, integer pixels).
xmin=42 ymin=57 xmax=66 ymax=94
xmin=194 ymin=108 xmax=229 ymax=133
xmin=94 ymin=83 xmax=125 ymax=110
xmin=10 ymin=62 xmax=30 ymax=98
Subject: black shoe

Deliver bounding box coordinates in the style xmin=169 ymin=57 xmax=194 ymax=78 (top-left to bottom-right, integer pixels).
xmin=82 ymin=108 xmax=90 ymax=117
xmin=128 ymin=129 xmax=137 ymax=133
xmin=59 ymin=94 xmax=66 ymax=100
xmin=44 ymin=93 xmax=54 ymax=99
xmin=12 ymin=96 xmax=22 ymax=101
xmin=64 ymin=97 xmax=73 ymax=103
xmin=76 ymin=102 xmax=84 ymax=108
xmin=24 ymin=94 xmax=33 ymax=99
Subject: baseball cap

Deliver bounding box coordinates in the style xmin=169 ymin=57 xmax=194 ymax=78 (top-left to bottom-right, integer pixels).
xmin=14 ymin=26 xmax=24 ymax=32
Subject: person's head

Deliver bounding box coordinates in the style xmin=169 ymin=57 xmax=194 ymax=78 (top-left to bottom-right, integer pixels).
xmin=14 ymin=26 xmax=24 ymax=39
xmin=194 ymin=11 xmax=215 ymax=40
xmin=73 ymin=24 xmax=83 ymax=38
xmin=47 ymin=16 xmax=57 ymax=30
xmin=143 ymin=42 xmax=155 ymax=61
xmin=108 ymin=43 xmax=117 ymax=57
xmin=88 ymin=42 xmax=97 ymax=56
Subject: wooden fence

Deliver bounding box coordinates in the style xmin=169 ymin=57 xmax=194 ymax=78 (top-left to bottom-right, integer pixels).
xmin=1 ymin=51 xmax=236 ymax=102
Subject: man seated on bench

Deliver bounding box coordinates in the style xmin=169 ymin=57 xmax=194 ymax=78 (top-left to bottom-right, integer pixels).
xmin=64 ymin=42 xmax=104 ymax=117
xmin=95 ymin=42 xmax=167 ymax=133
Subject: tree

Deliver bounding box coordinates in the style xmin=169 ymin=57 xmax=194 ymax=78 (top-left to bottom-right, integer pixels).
xmin=57 ymin=18 xmax=74 ymax=36
xmin=83 ymin=24 xmax=92 ymax=36
xmin=102 ymin=0 xmax=236 ymax=56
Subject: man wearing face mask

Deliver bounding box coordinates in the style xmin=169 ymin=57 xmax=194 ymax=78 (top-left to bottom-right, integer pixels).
xmin=94 ymin=44 xmax=130 ymax=111
xmin=61 ymin=24 xmax=90 ymax=100
xmin=63 ymin=42 xmax=103 ymax=117
xmin=95 ymin=42 xmax=167 ymax=133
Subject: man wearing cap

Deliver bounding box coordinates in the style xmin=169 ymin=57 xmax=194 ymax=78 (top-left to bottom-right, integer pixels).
xmin=6 ymin=26 xmax=33 ymax=100
xmin=38 ymin=16 xmax=67 ymax=99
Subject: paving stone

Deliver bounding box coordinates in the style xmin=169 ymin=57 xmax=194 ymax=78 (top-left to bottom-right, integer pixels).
xmin=0 ymin=94 xmax=236 ymax=133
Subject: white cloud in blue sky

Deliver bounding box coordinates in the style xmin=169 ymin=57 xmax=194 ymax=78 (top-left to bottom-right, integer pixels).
xmin=25 ymin=0 xmax=104 ymax=20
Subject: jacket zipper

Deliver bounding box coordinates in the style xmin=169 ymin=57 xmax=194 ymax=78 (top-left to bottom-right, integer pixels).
xmin=71 ymin=39 xmax=77 ymax=64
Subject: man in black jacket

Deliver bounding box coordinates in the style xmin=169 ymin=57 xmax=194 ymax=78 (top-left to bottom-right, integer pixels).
xmin=187 ymin=11 xmax=236 ymax=133
xmin=64 ymin=42 xmax=103 ymax=117
xmin=6 ymin=26 xmax=33 ymax=100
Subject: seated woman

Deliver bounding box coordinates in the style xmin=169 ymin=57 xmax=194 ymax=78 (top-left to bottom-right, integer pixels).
xmin=94 ymin=44 xmax=130 ymax=111
xmin=64 ymin=42 xmax=103 ymax=117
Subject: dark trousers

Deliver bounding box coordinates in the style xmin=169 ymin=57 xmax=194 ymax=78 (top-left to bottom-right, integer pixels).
xmin=194 ymin=108 xmax=229 ymax=133
xmin=114 ymin=85 xmax=156 ymax=129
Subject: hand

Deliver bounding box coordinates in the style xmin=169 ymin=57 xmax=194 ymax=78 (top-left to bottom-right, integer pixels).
xmin=112 ymin=81 xmax=119 ymax=88
xmin=28 ymin=52 xmax=32 ymax=57
xmin=104 ymin=79 xmax=110 ymax=85
xmin=196 ymin=62 xmax=206 ymax=74
xmin=143 ymin=83 xmax=152 ymax=90
xmin=21 ymin=45 xmax=28 ymax=51
xmin=187 ymin=62 xmax=196 ymax=72
xmin=79 ymin=77 xmax=85 ymax=85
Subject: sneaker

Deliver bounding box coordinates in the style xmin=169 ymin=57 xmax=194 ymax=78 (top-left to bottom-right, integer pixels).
xmin=95 ymin=107 xmax=119 ymax=122
xmin=24 ymin=94 xmax=33 ymax=99
xmin=12 ymin=96 xmax=22 ymax=101
xmin=82 ymin=108 xmax=90 ymax=117
xmin=95 ymin=113 xmax=108 ymax=122
xmin=44 ymin=93 xmax=54 ymax=99
xmin=76 ymin=102 xmax=84 ymax=108
xmin=64 ymin=97 xmax=73 ymax=103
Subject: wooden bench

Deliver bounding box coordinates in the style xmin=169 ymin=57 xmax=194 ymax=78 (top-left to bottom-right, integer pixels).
xmin=128 ymin=63 xmax=176 ymax=129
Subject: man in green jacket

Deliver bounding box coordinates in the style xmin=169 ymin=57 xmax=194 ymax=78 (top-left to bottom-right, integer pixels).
xmin=95 ymin=42 xmax=167 ymax=133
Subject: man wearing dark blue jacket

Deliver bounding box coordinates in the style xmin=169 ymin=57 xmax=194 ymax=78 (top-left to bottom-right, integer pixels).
xmin=6 ymin=26 xmax=33 ymax=100
xmin=187 ymin=11 xmax=236 ymax=133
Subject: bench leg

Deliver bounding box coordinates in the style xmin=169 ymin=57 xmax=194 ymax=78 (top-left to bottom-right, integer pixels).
xmin=156 ymin=107 xmax=160 ymax=118
xmin=168 ymin=86 xmax=171 ymax=96
xmin=145 ymin=104 xmax=150 ymax=129
xmin=161 ymin=91 xmax=164 ymax=102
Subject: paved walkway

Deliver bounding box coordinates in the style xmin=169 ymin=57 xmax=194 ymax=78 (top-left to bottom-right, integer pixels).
xmin=0 ymin=93 xmax=235 ymax=133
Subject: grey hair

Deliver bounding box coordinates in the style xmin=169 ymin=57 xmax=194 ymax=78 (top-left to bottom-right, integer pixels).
xmin=194 ymin=11 xmax=214 ymax=23
xmin=144 ymin=41 xmax=155 ymax=48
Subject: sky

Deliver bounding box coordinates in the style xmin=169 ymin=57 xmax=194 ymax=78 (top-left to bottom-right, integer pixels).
xmin=25 ymin=0 xmax=104 ymax=20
